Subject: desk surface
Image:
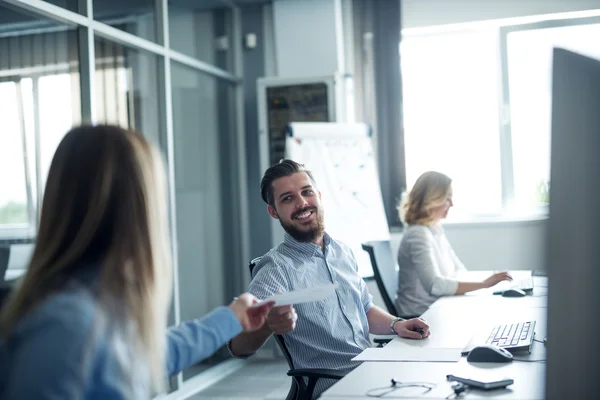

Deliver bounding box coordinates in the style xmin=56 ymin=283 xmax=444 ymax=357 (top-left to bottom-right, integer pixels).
xmin=321 ymin=358 xmax=545 ymax=399
xmin=4 ymin=269 xmax=25 ymax=281
xmin=322 ymin=272 xmax=548 ymax=399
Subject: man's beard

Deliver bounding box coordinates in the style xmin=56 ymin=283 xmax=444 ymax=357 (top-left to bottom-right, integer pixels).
xmin=280 ymin=206 xmax=325 ymax=243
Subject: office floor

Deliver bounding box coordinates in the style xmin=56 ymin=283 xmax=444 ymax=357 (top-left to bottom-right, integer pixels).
xmin=190 ymin=358 xmax=291 ymax=400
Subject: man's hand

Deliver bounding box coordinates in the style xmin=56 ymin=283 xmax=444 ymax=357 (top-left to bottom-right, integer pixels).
xmin=393 ymin=318 xmax=431 ymax=340
xmin=266 ymin=304 xmax=297 ymax=334
xmin=483 ymin=272 xmax=513 ymax=288
xmin=229 ymin=293 xmax=275 ymax=332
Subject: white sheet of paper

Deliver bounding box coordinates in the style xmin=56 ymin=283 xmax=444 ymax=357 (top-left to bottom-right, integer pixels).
xmin=351 ymin=347 xmax=462 ymax=362
xmin=253 ymin=283 xmax=338 ymax=307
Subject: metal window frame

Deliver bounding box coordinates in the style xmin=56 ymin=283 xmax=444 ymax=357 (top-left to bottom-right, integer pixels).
xmin=4 ymin=0 xmax=240 ymax=82
xmin=1 ymin=0 xmax=248 ymax=395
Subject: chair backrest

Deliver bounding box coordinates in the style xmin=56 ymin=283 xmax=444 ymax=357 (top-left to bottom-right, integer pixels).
xmin=248 ymin=256 xmax=262 ymax=276
xmin=248 ymin=256 xmax=296 ymax=371
xmin=0 ymin=284 xmax=12 ymax=311
xmin=248 ymin=256 xmax=299 ymax=400
xmin=0 ymin=246 xmax=9 ymax=283
xmin=362 ymin=240 xmax=399 ymax=316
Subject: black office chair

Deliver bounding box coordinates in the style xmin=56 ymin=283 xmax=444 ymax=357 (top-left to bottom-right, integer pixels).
xmin=0 ymin=246 xmax=12 ymax=309
xmin=361 ymin=240 xmax=400 ymax=316
xmin=0 ymin=284 xmax=12 ymax=311
xmin=362 ymin=239 xmax=419 ymax=320
xmin=248 ymin=258 xmax=345 ymax=400
xmin=1 ymin=246 xmax=9 ymax=284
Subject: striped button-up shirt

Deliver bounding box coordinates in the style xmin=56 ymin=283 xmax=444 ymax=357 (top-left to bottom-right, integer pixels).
xmin=248 ymin=232 xmax=373 ymax=397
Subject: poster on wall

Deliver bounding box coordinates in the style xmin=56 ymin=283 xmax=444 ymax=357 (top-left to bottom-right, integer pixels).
xmin=266 ymin=83 xmax=330 ymax=166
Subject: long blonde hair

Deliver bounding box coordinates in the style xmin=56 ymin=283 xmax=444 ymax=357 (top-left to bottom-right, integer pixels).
xmin=0 ymin=125 xmax=172 ymax=393
xmin=399 ymin=171 xmax=452 ymax=225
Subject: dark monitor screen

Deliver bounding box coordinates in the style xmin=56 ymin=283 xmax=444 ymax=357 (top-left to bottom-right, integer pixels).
xmin=546 ymin=48 xmax=600 ymax=399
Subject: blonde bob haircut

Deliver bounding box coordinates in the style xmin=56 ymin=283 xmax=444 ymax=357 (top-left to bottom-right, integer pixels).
xmin=399 ymin=171 xmax=452 ymax=226
xmin=0 ymin=125 xmax=172 ymax=393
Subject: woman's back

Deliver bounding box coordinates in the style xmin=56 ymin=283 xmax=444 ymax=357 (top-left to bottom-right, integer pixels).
xmin=0 ymin=268 xmax=147 ymax=399
xmin=0 ymin=125 xmax=273 ymax=399
xmin=0 ymin=125 xmax=167 ymax=399
xmin=396 ymin=225 xmax=440 ymax=316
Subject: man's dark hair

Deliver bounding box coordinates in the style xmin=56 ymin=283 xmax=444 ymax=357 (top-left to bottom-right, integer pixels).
xmin=260 ymin=159 xmax=317 ymax=206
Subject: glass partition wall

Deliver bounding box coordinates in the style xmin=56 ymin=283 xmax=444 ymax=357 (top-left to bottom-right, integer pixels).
xmin=0 ymin=0 xmax=248 ymax=396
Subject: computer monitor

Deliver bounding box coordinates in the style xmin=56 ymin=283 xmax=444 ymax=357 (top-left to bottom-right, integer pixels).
xmin=546 ymin=48 xmax=600 ymax=399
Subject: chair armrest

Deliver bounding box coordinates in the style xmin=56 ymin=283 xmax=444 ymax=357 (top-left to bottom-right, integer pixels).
xmin=373 ymin=337 xmax=393 ymax=347
xmin=372 ymin=334 xmax=396 ymax=347
xmin=287 ymin=368 xmax=346 ymax=380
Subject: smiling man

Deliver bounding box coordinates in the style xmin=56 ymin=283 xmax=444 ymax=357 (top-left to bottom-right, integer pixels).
xmin=229 ymin=160 xmax=430 ymax=398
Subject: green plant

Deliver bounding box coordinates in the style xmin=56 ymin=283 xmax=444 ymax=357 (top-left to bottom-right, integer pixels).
xmin=536 ymin=180 xmax=550 ymax=204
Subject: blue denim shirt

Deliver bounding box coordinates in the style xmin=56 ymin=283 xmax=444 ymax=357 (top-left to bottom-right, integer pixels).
xmin=0 ymin=276 xmax=242 ymax=399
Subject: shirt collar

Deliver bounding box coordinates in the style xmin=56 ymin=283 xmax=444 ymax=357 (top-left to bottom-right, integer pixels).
xmin=428 ymin=222 xmax=444 ymax=236
xmin=283 ymin=231 xmax=332 ymax=256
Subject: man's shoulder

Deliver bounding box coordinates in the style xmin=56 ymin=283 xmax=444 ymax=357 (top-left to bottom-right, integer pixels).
xmin=251 ymin=246 xmax=292 ymax=278
xmin=328 ymin=236 xmax=352 ymax=252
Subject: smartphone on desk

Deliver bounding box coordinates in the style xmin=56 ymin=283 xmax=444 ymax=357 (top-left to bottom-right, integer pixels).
xmin=447 ymin=374 xmax=514 ymax=390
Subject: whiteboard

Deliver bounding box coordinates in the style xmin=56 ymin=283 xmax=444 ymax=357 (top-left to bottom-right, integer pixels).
xmin=285 ymin=122 xmax=390 ymax=277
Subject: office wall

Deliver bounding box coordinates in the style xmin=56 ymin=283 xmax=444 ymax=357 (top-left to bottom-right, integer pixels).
xmin=241 ymin=4 xmax=274 ymax=261
xmin=403 ymin=0 xmax=600 ymax=28
xmin=389 ymin=219 xmax=547 ymax=272
xmin=272 ymin=0 xmax=344 ymax=77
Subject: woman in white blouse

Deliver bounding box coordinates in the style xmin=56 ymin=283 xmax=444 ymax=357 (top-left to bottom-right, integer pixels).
xmin=395 ymin=171 xmax=512 ymax=317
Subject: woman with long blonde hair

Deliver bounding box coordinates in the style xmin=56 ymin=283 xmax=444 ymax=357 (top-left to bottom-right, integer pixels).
xmin=395 ymin=171 xmax=512 ymax=317
xmin=0 ymin=125 xmax=273 ymax=399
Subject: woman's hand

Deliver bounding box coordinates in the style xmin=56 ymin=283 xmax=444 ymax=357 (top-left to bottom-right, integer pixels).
xmin=229 ymin=293 xmax=275 ymax=332
xmin=483 ymin=272 xmax=513 ymax=288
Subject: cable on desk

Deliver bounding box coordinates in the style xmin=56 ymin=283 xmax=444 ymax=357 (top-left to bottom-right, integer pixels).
xmin=365 ymin=378 xmax=436 ymax=398
xmin=533 ymin=338 xmax=545 ymax=344
xmin=445 ymin=382 xmax=469 ymax=399
xmin=512 ymin=358 xmax=546 ymax=362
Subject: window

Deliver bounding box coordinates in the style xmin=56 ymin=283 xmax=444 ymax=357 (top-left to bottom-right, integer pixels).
xmin=94 ymin=0 xmax=158 ymax=43
xmin=0 ymin=13 xmax=81 ymax=236
xmin=0 ymin=73 xmax=81 ymax=231
xmin=171 ymin=61 xmax=237 ymax=379
xmin=38 ymin=74 xmax=81 ymax=190
xmin=94 ymin=37 xmax=163 ymax=147
xmin=0 ymin=81 xmax=33 ymax=227
xmin=506 ymin=22 xmax=600 ymax=212
xmin=400 ymin=18 xmax=600 ymax=221
xmin=401 ymin=30 xmax=503 ymax=219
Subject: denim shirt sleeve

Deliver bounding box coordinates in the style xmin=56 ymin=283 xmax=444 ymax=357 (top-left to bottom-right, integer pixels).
xmin=166 ymin=306 xmax=242 ymax=376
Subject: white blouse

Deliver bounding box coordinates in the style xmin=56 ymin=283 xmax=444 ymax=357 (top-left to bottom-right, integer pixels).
xmin=395 ymin=224 xmax=467 ymax=316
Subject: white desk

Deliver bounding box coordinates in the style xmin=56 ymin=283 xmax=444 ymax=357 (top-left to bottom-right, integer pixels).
xmin=321 ymin=358 xmax=545 ymax=399
xmin=4 ymin=269 xmax=25 ymax=281
xmin=322 ymin=273 xmax=548 ymax=399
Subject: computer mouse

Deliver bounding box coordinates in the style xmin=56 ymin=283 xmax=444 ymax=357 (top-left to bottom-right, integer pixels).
xmin=467 ymin=345 xmax=513 ymax=363
xmin=501 ymin=288 xmax=527 ymax=297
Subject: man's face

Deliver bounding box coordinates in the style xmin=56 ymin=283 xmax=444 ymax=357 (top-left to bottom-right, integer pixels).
xmin=267 ymin=172 xmax=325 ymax=243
